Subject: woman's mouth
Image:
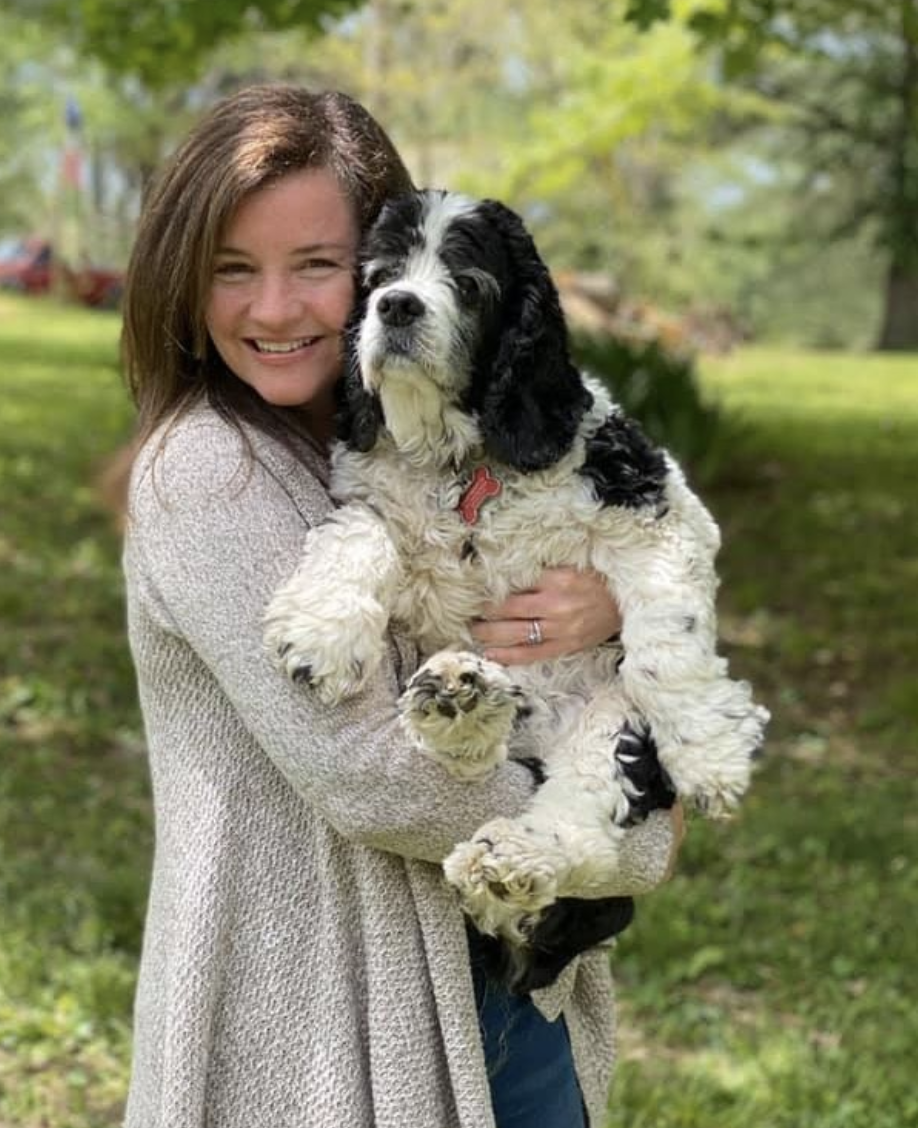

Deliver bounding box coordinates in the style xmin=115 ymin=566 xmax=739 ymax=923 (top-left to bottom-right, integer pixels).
xmin=249 ymin=337 xmax=319 ymax=354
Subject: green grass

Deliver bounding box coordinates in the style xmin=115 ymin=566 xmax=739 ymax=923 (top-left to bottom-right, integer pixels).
xmin=608 ymin=347 xmax=918 ymax=1128
xmin=0 ymin=299 xmax=915 ymax=1126
xmin=0 ymin=295 xmax=144 ymax=1126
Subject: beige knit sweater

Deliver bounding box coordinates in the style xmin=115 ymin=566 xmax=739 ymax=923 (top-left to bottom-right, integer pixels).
xmin=122 ymin=403 xmax=675 ymax=1128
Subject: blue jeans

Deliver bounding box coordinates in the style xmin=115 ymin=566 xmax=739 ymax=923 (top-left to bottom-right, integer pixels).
xmin=470 ymin=934 xmax=588 ymax=1128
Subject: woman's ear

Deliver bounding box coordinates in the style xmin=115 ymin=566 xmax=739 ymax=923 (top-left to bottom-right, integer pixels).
xmin=474 ymin=199 xmax=592 ymax=472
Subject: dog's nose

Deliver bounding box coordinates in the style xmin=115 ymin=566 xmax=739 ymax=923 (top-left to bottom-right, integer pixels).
xmin=377 ymin=289 xmax=425 ymax=327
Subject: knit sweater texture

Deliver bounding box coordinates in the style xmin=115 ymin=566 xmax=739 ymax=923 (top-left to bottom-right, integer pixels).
xmin=122 ymin=403 xmax=676 ymax=1128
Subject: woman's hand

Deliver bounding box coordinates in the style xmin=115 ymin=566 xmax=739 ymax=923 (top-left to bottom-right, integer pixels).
xmin=469 ymin=566 xmax=621 ymax=666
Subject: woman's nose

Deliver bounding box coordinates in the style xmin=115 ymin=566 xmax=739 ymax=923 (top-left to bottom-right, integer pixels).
xmin=248 ymin=274 xmax=300 ymax=324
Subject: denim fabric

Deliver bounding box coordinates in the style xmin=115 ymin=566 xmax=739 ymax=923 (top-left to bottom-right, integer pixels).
xmin=470 ymin=935 xmax=587 ymax=1128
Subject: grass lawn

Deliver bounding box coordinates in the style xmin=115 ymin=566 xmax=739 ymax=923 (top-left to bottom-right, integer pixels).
xmin=609 ymin=347 xmax=917 ymax=1128
xmin=0 ymin=297 xmax=915 ymax=1126
xmin=0 ymin=295 xmax=142 ymax=1126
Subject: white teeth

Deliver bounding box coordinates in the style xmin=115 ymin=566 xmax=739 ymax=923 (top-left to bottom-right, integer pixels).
xmin=253 ymin=338 xmax=313 ymax=353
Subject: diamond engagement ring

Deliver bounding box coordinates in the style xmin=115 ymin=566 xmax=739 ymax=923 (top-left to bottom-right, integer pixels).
xmin=526 ymin=619 xmax=543 ymax=646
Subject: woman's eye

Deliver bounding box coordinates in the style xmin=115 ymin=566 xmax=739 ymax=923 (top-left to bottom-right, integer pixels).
xmin=300 ymin=258 xmax=340 ymax=273
xmin=214 ymin=261 xmax=252 ymax=278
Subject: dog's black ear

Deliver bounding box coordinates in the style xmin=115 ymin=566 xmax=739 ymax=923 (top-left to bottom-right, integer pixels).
xmin=471 ymin=199 xmax=592 ymax=472
xmin=335 ymin=302 xmax=382 ymax=451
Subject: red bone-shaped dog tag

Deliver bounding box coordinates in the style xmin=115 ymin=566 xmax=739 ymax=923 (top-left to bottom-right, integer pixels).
xmin=457 ymin=466 xmax=502 ymax=525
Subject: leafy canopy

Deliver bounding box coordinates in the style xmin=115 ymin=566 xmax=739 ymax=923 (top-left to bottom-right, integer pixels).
xmin=7 ymin=0 xmax=361 ymax=88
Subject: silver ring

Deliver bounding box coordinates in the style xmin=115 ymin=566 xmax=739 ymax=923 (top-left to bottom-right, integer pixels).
xmin=526 ymin=619 xmax=543 ymax=646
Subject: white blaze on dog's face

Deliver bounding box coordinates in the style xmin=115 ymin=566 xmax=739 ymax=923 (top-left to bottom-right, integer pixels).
xmin=357 ymin=191 xmax=504 ymax=399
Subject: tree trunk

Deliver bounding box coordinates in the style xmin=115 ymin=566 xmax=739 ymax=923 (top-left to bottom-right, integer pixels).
xmin=877 ymin=3 xmax=918 ymax=350
xmin=877 ymin=260 xmax=918 ymax=350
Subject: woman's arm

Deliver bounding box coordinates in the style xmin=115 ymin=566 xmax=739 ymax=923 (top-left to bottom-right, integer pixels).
xmin=127 ymin=414 xmax=538 ymax=864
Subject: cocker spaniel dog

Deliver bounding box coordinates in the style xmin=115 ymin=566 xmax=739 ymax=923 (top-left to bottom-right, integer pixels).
xmin=264 ymin=189 xmax=769 ymax=992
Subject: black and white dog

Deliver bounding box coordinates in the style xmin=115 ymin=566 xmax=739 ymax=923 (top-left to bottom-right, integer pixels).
xmin=265 ymin=190 xmax=768 ymax=991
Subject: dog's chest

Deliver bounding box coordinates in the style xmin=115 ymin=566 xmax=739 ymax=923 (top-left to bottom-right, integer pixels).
xmin=332 ymin=448 xmax=596 ymax=643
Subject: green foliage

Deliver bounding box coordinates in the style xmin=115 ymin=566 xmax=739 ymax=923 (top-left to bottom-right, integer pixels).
xmin=625 ymin=0 xmax=673 ymax=32
xmin=0 ymin=12 xmax=74 ymax=233
xmin=7 ymin=0 xmax=361 ymax=88
xmin=629 ymin=0 xmax=918 ymax=346
xmin=572 ymin=332 xmax=731 ymax=484
xmin=502 ymin=0 xmax=916 ymax=348
xmin=2 ymin=0 xmax=907 ymax=346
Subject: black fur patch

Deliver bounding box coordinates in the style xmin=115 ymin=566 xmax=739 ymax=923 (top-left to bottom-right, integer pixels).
xmin=459 ymin=536 xmax=478 ymax=561
xmin=470 ymin=895 xmax=636 ymax=995
xmin=459 ymin=199 xmax=594 ymax=472
xmin=335 ymin=299 xmax=383 ymax=451
xmin=615 ymin=720 xmax=677 ymax=824
xmin=579 ymin=413 xmax=668 ymax=510
xmin=514 ymin=755 xmax=547 ymax=786
xmin=361 ymin=192 xmax=427 ymax=270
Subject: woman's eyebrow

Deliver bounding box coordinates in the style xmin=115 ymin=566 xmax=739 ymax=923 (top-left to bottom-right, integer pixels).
xmin=214 ymin=241 xmax=355 ymax=256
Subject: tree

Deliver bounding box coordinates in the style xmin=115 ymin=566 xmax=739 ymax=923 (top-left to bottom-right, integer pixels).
xmin=630 ymin=0 xmax=918 ymax=350
xmin=0 ymin=0 xmax=367 ymax=257
xmin=4 ymin=0 xmax=361 ymax=89
xmin=0 ymin=13 xmax=70 ymax=234
xmin=307 ymin=0 xmax=747 ymax=284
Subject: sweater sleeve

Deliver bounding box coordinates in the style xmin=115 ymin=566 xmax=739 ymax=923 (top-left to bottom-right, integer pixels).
xmin=125 ymin=411 xmax=674 ymax=887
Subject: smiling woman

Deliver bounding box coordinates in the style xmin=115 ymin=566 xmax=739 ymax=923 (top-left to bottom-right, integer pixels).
xmin=116 ymin=82 xmax=680 ymax=1128
xmin=205 ymin=167 xmax=358 ymax=436
xmin=120 ymin=86 xmax=410 ymax=458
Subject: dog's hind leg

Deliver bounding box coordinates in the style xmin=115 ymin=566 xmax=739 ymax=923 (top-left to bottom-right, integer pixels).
xmin=443 ymin=692 xmax=650 ymax=942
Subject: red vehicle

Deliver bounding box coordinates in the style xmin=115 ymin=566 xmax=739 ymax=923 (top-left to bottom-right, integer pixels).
xmin=0 ymin=236 xmax=52 ymax=294
xmin=0 ymin=236 xmax=123 ymax=308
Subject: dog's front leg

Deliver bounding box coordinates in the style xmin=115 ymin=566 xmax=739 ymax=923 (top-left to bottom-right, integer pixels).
xmin=399 ymin=650 xmax=529 ymax=780
xmin=264 ymin=504 xmax=403 ymax=705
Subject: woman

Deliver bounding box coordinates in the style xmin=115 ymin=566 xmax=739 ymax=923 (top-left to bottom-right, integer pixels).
xmin=121 ymin=83 xmax=682 ymax=1128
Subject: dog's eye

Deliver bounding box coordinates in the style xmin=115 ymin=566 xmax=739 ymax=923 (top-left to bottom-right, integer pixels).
xmin=365 ymin=264 xmax=398 ymax=289
xmin=455 ymin=274 xmax=480 ymax=304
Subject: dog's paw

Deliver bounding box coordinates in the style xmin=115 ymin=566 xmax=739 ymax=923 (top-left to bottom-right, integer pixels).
xmin=444 ymin=818 xmax=566 ymax=942
xmin=399 ymin=651 xmax=524 ymax=779
xmin=264 ymin=594 xmax=387 ymax=706
xmin=655 ymin=686 xmax=769 ymax=818
xmin=659 ymin=712 xmax=767 ymax=818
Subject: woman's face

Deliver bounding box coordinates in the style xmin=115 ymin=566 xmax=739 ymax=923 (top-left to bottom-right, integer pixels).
xmin=206 ymin=166 xmax=359 ymax=433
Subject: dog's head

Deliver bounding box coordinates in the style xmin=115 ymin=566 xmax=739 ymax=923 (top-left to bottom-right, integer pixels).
xmin=337 ymin=190 xmax=592 ymax=471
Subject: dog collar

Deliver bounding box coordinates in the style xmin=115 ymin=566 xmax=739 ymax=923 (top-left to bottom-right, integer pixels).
xmin=457 ymin=466 xmax=502 ymax=525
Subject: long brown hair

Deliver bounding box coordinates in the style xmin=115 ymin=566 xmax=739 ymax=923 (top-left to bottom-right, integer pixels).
xmin=121 ymin=84 xmax=414 ymax=453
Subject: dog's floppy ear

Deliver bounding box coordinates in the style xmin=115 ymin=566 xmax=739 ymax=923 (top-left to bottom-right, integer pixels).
xmin=472 ymin=199 xmax=592 ymax=472
xmin=334 ymin=300 xmax=383 ymax=451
